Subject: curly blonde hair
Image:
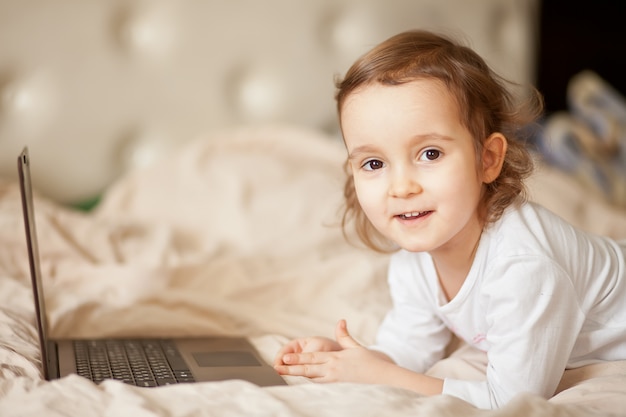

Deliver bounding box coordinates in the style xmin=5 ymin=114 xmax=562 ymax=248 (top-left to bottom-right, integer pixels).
xmin=336 ymin=30 xmax=543 ymax=252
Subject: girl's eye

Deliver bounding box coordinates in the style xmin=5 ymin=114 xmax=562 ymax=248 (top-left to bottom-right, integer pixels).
xmin=362 ymin=159 xmax=384 ymax=171
xmin=420 ymin=149 xmax=441 ymax=161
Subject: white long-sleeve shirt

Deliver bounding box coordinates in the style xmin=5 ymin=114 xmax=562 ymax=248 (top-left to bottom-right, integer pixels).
xmin=371 ymin=201 xmax=626 ymax=409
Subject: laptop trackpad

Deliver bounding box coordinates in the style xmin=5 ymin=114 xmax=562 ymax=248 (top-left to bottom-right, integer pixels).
xmin=192 ymin=351 xmax=261 ymax=367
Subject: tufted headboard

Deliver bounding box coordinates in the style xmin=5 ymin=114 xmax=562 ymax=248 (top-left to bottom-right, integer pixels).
xmin=0 ymin=0 xmax=538 ymax=205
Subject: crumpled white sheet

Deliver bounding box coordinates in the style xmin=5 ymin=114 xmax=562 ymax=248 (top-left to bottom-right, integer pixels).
xmin=0 ymin=125 xmax=625 ymax=417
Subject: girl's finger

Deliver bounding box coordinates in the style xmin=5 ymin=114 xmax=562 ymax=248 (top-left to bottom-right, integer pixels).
xmin=282 ymin=351 xmax=326 ymax=365
xmin=275 ymin=363 xmax=324 ymax=378
xmin=335 ymin=319 xmax=361 ymax=349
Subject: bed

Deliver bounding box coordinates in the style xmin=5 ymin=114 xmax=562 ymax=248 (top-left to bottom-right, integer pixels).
xmin=1 ymin=1 xmax=626 ymax=416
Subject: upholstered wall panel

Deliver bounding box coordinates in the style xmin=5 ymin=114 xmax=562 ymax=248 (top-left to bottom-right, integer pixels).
xmin=0 ymin=0 xmax=538 ymax=203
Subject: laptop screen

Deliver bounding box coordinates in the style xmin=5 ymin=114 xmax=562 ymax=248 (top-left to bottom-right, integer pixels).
xmin=18 ymin=147 xmax=52 ymax=380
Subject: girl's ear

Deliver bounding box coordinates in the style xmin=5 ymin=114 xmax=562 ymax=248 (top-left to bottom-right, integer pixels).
xmin=482 ymin=133 xmax=507 ymax=184
xmin=343 ymin=159 xmax=353 ymax=176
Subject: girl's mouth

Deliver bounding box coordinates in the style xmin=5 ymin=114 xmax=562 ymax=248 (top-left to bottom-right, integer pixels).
xmin=397 ymin=211 xmax=432 ymax=220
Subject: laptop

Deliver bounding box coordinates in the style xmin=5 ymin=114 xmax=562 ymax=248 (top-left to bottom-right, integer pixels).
xmin=17 ymin=147 xmax=286 ymax=387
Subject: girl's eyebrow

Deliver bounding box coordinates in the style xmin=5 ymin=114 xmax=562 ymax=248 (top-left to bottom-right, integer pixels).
xmin=414 ymin=133 xmax=455 ymax=143
xmin=347 ymin=134 xmax=454 ymax=161
xmin=347 ymin=145 xmax=378 ymax=161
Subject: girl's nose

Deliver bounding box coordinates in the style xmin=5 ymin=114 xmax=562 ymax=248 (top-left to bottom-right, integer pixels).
xmin=388 ymin=170 xmax=422 ymax=198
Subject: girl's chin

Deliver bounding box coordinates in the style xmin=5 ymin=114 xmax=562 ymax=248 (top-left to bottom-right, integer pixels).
xmin=395 ymin=241 xmax=433 ymax=253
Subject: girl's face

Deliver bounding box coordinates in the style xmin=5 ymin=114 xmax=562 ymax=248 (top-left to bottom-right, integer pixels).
xmin=341 ymin=79 xmax=487 ymax=257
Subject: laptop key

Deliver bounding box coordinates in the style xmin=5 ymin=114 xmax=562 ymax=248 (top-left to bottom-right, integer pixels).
xmin=156 ymin=377 xmax=177 ymax=386
xmin=135 ymin=379 xmax=158 ymax=387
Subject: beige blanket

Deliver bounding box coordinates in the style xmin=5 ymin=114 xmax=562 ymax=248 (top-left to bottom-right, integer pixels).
xmin=1 ymin=125 xmax=625 ymax=416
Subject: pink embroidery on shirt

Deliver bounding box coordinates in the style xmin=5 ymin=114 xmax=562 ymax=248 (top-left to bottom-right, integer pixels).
xmin=472 ymin=333 xmax=486 ymax=345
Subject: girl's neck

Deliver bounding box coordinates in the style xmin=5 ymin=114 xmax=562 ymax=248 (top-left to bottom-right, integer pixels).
xmin=430 ymin=224 xmax=483 ymax=302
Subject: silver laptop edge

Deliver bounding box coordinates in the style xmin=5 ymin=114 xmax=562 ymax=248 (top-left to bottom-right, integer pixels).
xmin=18 ymin=147 xmax=57 ymax=379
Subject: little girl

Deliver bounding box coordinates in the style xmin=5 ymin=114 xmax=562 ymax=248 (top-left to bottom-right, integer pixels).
xmin=273 ymin=30 xmax=626 ymax=409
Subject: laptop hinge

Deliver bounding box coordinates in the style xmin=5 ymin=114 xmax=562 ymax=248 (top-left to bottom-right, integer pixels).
xmin=46 ymin=341 xmax=60 ymax=380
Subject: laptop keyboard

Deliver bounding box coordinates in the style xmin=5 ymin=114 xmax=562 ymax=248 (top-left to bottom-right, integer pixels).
xmin=73 ymin=339 xmax=196 ymax=387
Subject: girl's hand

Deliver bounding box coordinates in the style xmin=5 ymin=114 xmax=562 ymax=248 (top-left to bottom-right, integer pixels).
xmin=274 ymin=319 xmax=394 ymax=384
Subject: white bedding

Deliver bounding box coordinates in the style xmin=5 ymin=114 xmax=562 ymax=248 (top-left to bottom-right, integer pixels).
xmin=1 ymin=126 xmax=625 ymax=416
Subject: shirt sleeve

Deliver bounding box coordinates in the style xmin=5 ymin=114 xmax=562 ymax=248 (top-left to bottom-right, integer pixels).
xmin=442 ymin=255 xmax=586 ymax=409
xmin=370 ymin=251 xmax=452 ymax=373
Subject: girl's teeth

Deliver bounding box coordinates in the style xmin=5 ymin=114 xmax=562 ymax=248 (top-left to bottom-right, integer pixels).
xmin=402 ymin=212 xmax=421 ymax=219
